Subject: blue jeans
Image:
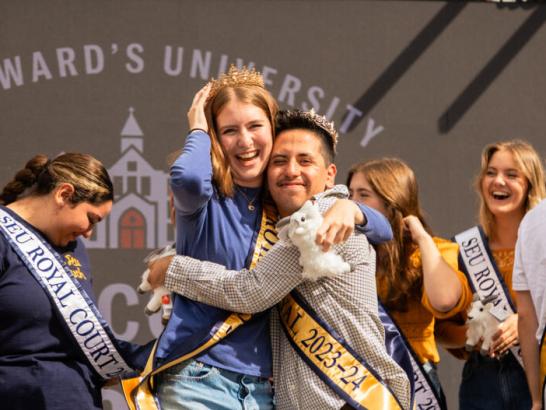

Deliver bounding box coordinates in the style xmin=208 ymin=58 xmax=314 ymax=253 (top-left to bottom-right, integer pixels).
xmin=459 ymin=352 xmax=531 ymax=410
xmin=155 ymin=359 xmax=274 ymax=410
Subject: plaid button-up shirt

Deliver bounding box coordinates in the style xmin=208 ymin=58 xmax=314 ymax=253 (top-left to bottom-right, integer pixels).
xmin=165 ymin=187 xmax=411 ymax=409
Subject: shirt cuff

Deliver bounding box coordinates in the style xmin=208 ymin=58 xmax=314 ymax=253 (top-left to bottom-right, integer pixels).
xmin=164 ymin=256 xmax=199 ymax=293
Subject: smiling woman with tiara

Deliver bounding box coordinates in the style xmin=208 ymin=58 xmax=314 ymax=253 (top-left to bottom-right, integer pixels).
xmin=122 ymin=66 xmax=393 ymax=410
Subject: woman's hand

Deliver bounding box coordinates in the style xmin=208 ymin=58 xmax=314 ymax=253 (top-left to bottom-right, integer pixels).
xmin=489 ymin=313 xmax=518 ymax=359
xmin=316 ymin=199 xmax=363 ymax=251
xmin=187 ymin=83 xmax=212 ymax=131
xmin=403 ymin=215 xmax=430 ymax=245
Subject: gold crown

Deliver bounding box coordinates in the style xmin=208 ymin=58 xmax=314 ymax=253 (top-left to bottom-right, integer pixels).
xmin=207 ymin=65 xmax=265 ymax=102
xmin=285 ymin=108 xmax=339 ymax=151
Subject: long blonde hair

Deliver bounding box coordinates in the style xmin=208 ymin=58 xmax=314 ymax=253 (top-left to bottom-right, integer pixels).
xmin=347 ymin=158 xmax=431 ymax=311
xmin=476 ymin=140 xmax=546 ymax=238
xmin=205 ymin=86 xmax=278 ymax=197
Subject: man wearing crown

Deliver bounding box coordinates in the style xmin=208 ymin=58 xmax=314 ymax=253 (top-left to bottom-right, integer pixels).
xmin=147 ymin=109 xmax=411 ymax=409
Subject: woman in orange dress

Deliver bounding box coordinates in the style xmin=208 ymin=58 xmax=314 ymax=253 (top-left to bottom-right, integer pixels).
xmin=347 ymin=157 xmax=472 ymax=407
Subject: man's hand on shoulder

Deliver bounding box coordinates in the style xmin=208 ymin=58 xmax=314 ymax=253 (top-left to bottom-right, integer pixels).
xmin=316 ymin=199 xmax=361 ymax=252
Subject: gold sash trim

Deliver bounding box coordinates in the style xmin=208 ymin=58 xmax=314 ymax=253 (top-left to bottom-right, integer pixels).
xmin=122 ymin=311 xmax=251 ymax=410
xmin=279 ymin=292 xmax=402 ymax=410
xmin=249 ymin=201 xmax=278 ymax=269
xmin=122 ymin=203 xmax=278 ymax=410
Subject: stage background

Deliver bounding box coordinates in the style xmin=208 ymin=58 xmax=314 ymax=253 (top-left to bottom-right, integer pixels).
xmin=1 ymin=1 xmax=544 ymax=408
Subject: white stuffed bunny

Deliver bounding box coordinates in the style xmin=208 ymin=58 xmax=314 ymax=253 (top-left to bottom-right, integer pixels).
xmin=278 ymin=200 xmax=351 ymax=281
xmin=465 ymin=294 xmax=500 ymax=356
xmin=138 ymin=244 xmax=176 ymax=325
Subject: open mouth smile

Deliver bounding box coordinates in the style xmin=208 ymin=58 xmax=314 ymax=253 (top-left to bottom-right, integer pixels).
xmin=236 ymin=150 xmax=259 ymax=162
xmin=491 ymin=191 xmax=510 ymax=200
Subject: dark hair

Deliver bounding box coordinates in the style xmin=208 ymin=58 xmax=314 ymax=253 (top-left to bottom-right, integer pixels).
xmin=275 ymin=110 xmax=336 ymax=164
xmin=0 ymin=153 xmax=114 ymax=206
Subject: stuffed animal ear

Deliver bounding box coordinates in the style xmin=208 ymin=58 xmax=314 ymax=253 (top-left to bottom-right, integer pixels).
xmin=309 ymin=202 xmax=321 ymax=217
xmin=300 ymin=200 xmax=313 ymax=212
xmin=276 ymin=218 xmax=291 ymax=242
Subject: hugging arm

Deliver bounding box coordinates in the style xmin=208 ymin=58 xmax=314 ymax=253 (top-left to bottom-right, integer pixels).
xmin=356 ymin=202 xmax=392 ymax=245
xmin=164 ymin=242 xmax=305 ymax=314
xmin=317 ymin=198 xmax=392 ymax=250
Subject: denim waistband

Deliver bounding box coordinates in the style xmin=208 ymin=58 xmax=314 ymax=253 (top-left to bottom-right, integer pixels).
xmin=196 ymin=360 xmax=270 ymax=383
xmin=161 ymin=358 xmax=271 ymax=383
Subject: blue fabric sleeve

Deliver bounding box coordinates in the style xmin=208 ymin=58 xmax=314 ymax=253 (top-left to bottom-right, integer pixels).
xmin=170 ymin=130 xmax=214 ymax=215
xmin=355 ymin=202 xmax=393 ymax=245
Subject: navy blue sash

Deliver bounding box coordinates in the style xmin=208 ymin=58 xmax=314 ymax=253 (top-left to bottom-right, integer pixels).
xmin=380 ymin=301 xmax=447 ymax=410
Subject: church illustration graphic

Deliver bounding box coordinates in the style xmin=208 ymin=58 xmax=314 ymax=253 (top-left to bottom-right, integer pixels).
xmin=85 ymin=108 xmax=174 ymax=249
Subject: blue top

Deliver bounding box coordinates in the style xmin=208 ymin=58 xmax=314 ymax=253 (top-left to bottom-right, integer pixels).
xmin=156 ymin=130 xmax=392 ymax=378
xmin=0 ymin=206 xmax=150 ymax=410
xmin=156 ymin=130 xmax=272 ymax=377
xmin=357 ymin=202 xmax=392 ymax=246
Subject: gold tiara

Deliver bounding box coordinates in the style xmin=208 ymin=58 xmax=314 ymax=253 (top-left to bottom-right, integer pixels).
xmin=285 ymin=108 xmax=339 ymax=150
xmin=207 ymin=65 xmax=265 ymax=102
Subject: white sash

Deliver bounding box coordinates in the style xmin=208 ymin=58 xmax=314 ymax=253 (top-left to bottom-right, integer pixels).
xmin=409 ymin=349 xmax=445 ymax=410
xmin=0 ymin=208 xmax=133 ymax=379
xmin=454 ymin=226 xmax=523 ymax=367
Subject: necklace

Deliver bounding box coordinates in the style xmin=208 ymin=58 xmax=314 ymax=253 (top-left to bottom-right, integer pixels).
xmin=237 ymin=188 xmax=259 ymax=211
